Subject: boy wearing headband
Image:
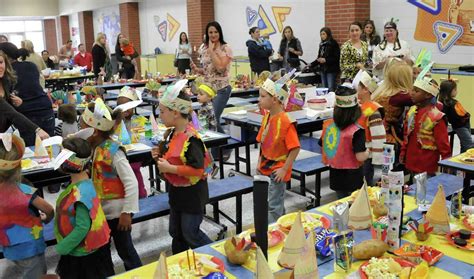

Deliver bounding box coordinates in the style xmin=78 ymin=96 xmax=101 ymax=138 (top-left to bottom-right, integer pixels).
xmin=356 ymin=71 xmax=386 ymax=185
xmin=0 ymin=134 xmax=54 ymax=278
xmin=400 ymin=75 xmax=451 ymax=177
xmin=321 ymin=84 xmax=369 ymax=198
xmin=151 ymin=80 xmax=213 ymax=254
xmin=257 ymin=78 xmax=300 ymax=223
xmin=54 ymin=137 xmax=114 ymax=278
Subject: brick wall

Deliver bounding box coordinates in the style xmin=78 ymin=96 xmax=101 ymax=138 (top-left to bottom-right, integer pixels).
xmin=325 ymin=0 xmax=370 ymax=44
xmin=120 ymin=2 xmax=141 ymax=54
xmin=59 ymin=15 xmax=70 ymax=46
xmin=78 ymin=11 xmax=95 ymax=52
xmin=43 ymin=19 xmax=58 ymax=54
xmin=187 ymin=0 xmax=214 ymax=63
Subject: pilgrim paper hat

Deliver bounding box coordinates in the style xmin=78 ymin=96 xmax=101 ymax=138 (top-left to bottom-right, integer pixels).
xmin=426 ymin=184 xmax=450 ymax=235
xmin=255 ymin=245 xmax=275 ymax=279
xmin=278 ymin=211 xmax=306 ymax=269
xmin=153 ymin=252 xmax=168 ymax=279
xmin=348 ymin=181 xmax=373 ymax=230
xmin=293 ymin=232 xmax=319 ymax=279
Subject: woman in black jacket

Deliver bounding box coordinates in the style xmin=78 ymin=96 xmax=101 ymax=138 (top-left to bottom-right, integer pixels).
xmin=246 ymin=27 xmax=272 ymax=75
xmin=278 ymin=26 xmax=303 ymax=71
xmin=309 ymin=27 xmax=340 ymax=91
xmin=92 ymin=32 xmax=112 ymax=81
xmin=115 ymin=33 xmax=139 ymax=79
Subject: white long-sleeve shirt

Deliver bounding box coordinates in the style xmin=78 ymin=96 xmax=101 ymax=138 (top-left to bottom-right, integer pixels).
xmin=101 ymin=149 xmax=139 ymax=220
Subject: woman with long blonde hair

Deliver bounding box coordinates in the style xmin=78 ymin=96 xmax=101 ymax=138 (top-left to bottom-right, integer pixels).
xmin=372 ymin=58 xmax=413 ymax=146
xmin=92 ymin=32 xmax=112 ymax=81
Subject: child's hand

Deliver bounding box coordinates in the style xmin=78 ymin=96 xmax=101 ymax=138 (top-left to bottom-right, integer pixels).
xmin=272 ymin=167 xmax=287 ymax=183
xmin=117 ymin=213 xmax=132 ymax=231
xmin=151 ymin=146 xmax=161 ymax=160
xmin=157 ymin=158 xmax=173 ymax=173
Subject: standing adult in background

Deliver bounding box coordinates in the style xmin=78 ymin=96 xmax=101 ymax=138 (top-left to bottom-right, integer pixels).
xmin=0 ymin=35 xmax=7 ymax=43
xmin=277 ymin=26 xmax=303 ymax=71
xmin=73 ymin=43 xmax=93 ymax=71
xmin=21 ymin=40 xmax=47 ymax=88
xmin=92 ymin=32 xmax=112 ymax=81
xmin=58 ymin=39 xmax=73 ymax=60
xmin=246 ymin=27 xmax=273 ymax=75
xmin=0 ymin=43 xmax=54 ymax=146
xmin=372 ymin=19 xmax=414 ymax=79
xmin=340 ymin=21 xmax=368 ymax=81
xmin=176 ymin=32 xmax=192 ymax=75
xmin=115 ymin=33 xmax=139 ymax=79
xmin=191 ymin=21 xmax=233 ymax=136
xmin=360 ymin=20 xmax=381 ymax=67
xmin=308 ymin=27 xmax=340 ymax=92
xmin=41 ymin=50 xmax=56 ymax=69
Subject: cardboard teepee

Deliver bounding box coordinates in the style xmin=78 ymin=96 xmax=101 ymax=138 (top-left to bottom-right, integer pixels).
xmin=293 ymin=232 xmax=319 ymax=279
xmin=34 ymin=134 xmax=48 ymax=157
xmin=426 ymin=184 xmax=450 ymax=234
xmin=278 ymin=211 xmax=306 ymax=269
xmin=348 ymin=182 xmax=372 ymax=230
xmin=255 ymin=246 xmax=274 ymax=279
xmin=153 ymin=252 xmax=168 ymax=279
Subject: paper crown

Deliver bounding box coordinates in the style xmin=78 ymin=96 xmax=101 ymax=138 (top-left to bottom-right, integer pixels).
xmin=119 ymin=86 xmax=140 ymax=101
xmin=261 ymin=78 xmax=288 ymax=103
xmin=335 ymin=83 xmax=358 ymax=108
xmin=160 ymin=79 xmax=192 ymax=114
xmin=53 ymin=149 xmax=91 ymax=172
xmin=278 ymin=211 xmax=306 ymax=269
xmin=0 ymin=133 xmax=25 ymax=171
xmin=198 ymin=83 xmax=217 ymax=99
xmin=81 ymin=86 xmax=98 ymax=95
xmin=81 ymin=98 xmax=115 ymax=131
xmin=425 ymin=184 xmax=450 ymax=234
xmin=414 ymin=62 xmax=438 ymax=96
xmin=359 ymin=71 xmax=378 ymax=93
xmin=348 ymin=181 xmax=373 ymax=230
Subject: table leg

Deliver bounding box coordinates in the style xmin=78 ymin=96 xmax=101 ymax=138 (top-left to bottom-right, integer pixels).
xmin=462 ymin=173 xmax=472 ymax=204
xmin=315 ymin=173 xmax=322 ymax=207
xmin=236 ymin=195 xmax=242 ymax=233
xmin=212 ymin=201 xmax=220 ymax=223
xmin=219 ymin=147 xmax=225 ymax=179
xmin=245 ymin=143 xmax=251 ymax=176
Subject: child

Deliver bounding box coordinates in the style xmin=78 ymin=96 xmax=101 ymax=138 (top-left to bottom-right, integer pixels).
xmin=320 ymin=84 xmax=369 ymax=198
xmin=257 ymin=78 xmax=300 ymax=223
xmin=80 ymin=99 xmax=142 ymax=270
xmin=56 ymin=104 xmax=79 ymax=138
xmin=54 ymin=137 xmax=114 ymax=279
xmin=116 ymin=87 xmax=147 ymax=198
xmin=196 ymin=81 xmax=219 ymax=177
xmin=0 ymin=134 xmax=54 ymax=278
xmin=120 ymin=38 xmax=139 ymax=79
xmin=439 ymin=79 xmax=473 ymax=153
xmin=151 ymin=80 xmax=213 ymax=254
xmin=400 ymin=76 xmax=451 ymax=176
xmin=356 ymin=71 xmax=386 ymax=186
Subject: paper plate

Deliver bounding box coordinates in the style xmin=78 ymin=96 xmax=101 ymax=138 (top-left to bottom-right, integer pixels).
xmin=446 ymin=231 xmax=474 ymax=251
xmin=463 ymin=215 xmax=474 ymax=230
xmin=175 ymin=253 xmax=225 ymax=277
xmin=359 ymin=258 xmax=417 ymax=279
xmin=277 ymin=212 xmax=331 ymax=234
xmin=239 ymin=226 xmax=286 ymax=248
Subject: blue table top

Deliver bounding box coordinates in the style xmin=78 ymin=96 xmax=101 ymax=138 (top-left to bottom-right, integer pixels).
xmin=439 ymin=157 xmax=474 ymax=174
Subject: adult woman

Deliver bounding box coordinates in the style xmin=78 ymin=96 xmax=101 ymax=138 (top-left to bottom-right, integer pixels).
xmin=176 ymin=32 xmax=192 ymax=75
xmin=246 ymin=27 xmax=272 ymax=74
xmin=360 ymin=20 xmax=381 ymax=64
xmin=278 ymin=26 xmax=303 ymax=71
xmin=340 ymin=22 xmax=368 ymax=81
xmin=21 ymin=40 xmax=46 ymax=88
xmin=0 ymin=50 xmax=49 ymax=139
xmin=92 ymin=32 xmax=112 ymax=81
xmin=115 ymin=33 xmax=139 ymax=79
xmin=0 ymin=43 xmax=54 ymax=146
xmin=191 ymin=21 xmax=233 ymax=135
xmin=372 ymin=20 xmax=414 ymax=79
xmin=308 ymin=27 xmax=340 ymax=91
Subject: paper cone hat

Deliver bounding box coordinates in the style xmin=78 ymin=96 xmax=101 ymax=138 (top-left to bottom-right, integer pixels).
xmin=348 ymin=182 xmax=372 ymax=230
xmin=278 ymin=211 xmax=306 ymax=269
xmin=426 ymin=184 xmax=450 ymax=234
xmin=149 ymin=113 xmax=159 ymax=132
xmin=293 ymin=232 xmax=319 ymax=279
xmin=153 ymin=252 xmax=168 ymax=279
xmin=34 ymin=134 xmax=48 ymax=157
xmin=117 ymin=120 xmax=131 ymax=145
xmin=255 ymin=246 xmax=274 ymax=279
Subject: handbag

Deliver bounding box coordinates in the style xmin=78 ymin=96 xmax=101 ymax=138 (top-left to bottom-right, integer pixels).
xmin=173 ymin=49 xmax=178 ymax=67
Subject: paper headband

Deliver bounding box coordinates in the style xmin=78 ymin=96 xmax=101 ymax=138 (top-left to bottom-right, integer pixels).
xmin=119 ymin=86 xmax=140 ymax=101
xmin=81 ymin=98 xmax=115 ymax=131
xmin=0 ymin=133 xmax=25 ymax=171
xmin=359 ymin=71 xmax=378 ymax=93
xmin=53 ymin=149 xmax=91 ymax=172
xmin=198 ymin=84 xmax=217 ymax=98
xmin=414 ymin=61 xmax=438 ymax=96
xmin=335 ymin=94 xmax=358 ymax=108
xmin=160 ymin=79 xmax=192 ymax=114
xmin=261 ymin=78 xmax=289 ymax=103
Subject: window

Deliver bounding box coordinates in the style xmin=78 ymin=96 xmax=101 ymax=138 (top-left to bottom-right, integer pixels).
xmin=0 ymin=20 xmax=45 ymax=53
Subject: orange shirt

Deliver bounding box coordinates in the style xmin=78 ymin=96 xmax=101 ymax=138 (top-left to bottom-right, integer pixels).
xmin=256 ymin=112 xmax=300 ymax=182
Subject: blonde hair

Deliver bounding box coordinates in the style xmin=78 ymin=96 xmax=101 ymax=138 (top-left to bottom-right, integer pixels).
xmin=372 ymin=59 xmax=413 ymax=100
xmin=21 ymin=40 xmax=35 ymax=53
xmin=95 ymin=32 xmax=106 ymax=46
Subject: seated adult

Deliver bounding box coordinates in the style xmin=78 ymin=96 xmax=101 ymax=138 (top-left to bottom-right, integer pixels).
xmin=372 ymin=20 xmax=414 ymax=79
xmin=41 ymin=50 xmax=56 ymax=69
xmin=73 ymin=43 xmax=93 ymax=71
xmin=246 ymin=27 xmax=272 ymax=74
xmin=58 ymin=39 xmax=73 ymax=60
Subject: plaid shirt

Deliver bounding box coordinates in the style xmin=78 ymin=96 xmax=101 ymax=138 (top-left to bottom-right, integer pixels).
xmin=198 ymin=102 xmax=217 ymax=132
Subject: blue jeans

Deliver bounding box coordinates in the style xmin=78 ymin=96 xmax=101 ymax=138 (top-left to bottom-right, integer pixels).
xmin=18 ymin=112 xmax=55 ymax=146
xmin=321 ymin=71 xmax=337 ymax=92
xmin=108 ymin=218 xmax=142 ymax=271
xmin=268 ymin=174 xmax=286 ymax=223
xmin=212 ymin=85 xmax=232 ymax=133
xmin=169 ymin=209 xmax=212 ymax=254
xmin=12 ymin=253 xmax=46 ymax=279
xmin=455 ymin=123 xmax=473 ymax=153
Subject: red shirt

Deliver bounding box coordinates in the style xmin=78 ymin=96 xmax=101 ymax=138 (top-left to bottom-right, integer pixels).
xmin=73 ymin=52 xmax=93 ymax=71
xmin=402 ymin=105 xmax=451 ymax=174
